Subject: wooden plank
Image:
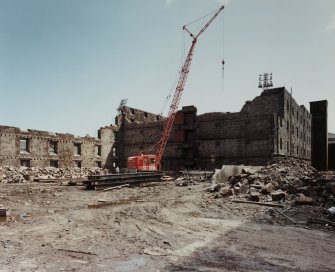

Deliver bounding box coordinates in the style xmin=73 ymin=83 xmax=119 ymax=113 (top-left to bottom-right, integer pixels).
xmin=101 ymin=184 xmax=130 ymax=191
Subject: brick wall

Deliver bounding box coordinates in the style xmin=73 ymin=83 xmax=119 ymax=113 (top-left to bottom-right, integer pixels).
xmin=0 ymin=87 xmax=312 ymax=171
xmin=114 ymin=87 xmax=312 ymax=171
xmin=0 ymin=125 xmax=116 ymax=169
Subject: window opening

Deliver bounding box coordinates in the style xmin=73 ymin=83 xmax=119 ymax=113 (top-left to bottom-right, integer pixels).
xmin=20 ymin=139 xmax=29 ymax=153
xmin=74 ymin=143 xmax=81 ymax=155
xmin=75 ymin=161 xmax=82 ymax=168
xmin=20 ymin=159 xmax=30 ymax=167
xmin=50 ymin=160 xmax=59 ymax=168
xmin=95 ymin=145 xmax=101 ymax=156
xmin=49 ymin=140 xmax=58 ymax=154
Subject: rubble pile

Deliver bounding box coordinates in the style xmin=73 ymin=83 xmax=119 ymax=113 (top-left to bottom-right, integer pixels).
xmin=210 ymin=157 xmax=335 ymax=207
xmin=175 ymin=170 xmax=213 ymax=186
xmin=0 ymin=166 xmax=102 ymax=183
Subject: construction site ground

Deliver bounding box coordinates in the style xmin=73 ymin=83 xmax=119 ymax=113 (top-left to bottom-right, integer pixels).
xmin=1 ymin=181 xmax=335 ymax=272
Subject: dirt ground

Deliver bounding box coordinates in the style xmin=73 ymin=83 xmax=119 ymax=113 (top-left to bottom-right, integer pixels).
xmin=1 ymin=181 xmax=335 ymax=272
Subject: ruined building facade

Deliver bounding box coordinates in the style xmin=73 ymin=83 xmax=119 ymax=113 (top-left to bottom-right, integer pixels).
xmin=0 ymin=125 xmax=116 ymax=169
xmin=0 ymin=87 xmax=314 ymax=171
xmin=114 ymin=87 xmax=312 ymax=170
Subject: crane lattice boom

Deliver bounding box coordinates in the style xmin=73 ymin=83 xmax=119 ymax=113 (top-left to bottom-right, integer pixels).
xmin=127 ymin=6 xmax=224 ymax=171
xmin=156 ymin=6 xmax=224 ymax=168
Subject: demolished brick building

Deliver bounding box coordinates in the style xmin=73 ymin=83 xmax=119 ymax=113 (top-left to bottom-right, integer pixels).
xmin=113 ymin=87 xmax=312 ymax=170
xmin=1 ymin=87 xmax=325 ymax=171
xmin=0 ymin=125 xmax=116 ymax=169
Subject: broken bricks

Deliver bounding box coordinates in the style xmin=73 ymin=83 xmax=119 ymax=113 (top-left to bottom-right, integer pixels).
xmin=271 ymin=190 xmax=286 ymax=201
xmin=294 ymin=193 xmax=315 ymax=205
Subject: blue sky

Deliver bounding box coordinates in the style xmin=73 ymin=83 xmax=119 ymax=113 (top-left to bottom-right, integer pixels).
xmin=1 ymin=0 xmax=334 ymax=136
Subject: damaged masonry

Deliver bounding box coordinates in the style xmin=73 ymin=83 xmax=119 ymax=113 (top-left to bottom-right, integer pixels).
xmin=1 ymin=86 xmax=335 ymax=271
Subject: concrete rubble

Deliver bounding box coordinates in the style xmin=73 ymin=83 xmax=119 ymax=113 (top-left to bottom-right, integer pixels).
xmin=0 ymin=166 xmax=102 ymax=184
xmin=210 ymin=157 xmax=335 ymax=207
xmin=175 ymin=170 xmax=213 ymax=186
xmin=204 ymin=157 xmax=335 ymax=230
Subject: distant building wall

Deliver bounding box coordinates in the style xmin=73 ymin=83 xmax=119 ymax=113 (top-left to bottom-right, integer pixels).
xmin=196 ymin=87 xmax=311 ymax=168
xmin=113 ymin=106 xmax=164 ymax=169
xmin=114 ymin=87 xmax=312 ymax=171
xmin=0 ymin=125 xmax=116 ymax=169
xmin=310 ymin=100 xmax=328 ymax=170
xmin=0 ymin=88 xmax=314 ymax=171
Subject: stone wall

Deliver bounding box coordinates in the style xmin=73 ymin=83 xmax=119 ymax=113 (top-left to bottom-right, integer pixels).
xmin=196 ymin=113 xmax=275 ymax=168
xmin=196 ymin=87 xmax=311 ymax=169
xmin=114 ymin=87 xmax=312 ymax=171
xmin=0 ymin=87 xmax=313 ymax=172
xmin=0 ymin=125 xmax=116 ymax=169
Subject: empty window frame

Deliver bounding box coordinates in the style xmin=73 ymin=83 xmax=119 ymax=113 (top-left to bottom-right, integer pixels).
xmin=96 ymin=161 xmax=102 ymax=168
xmin=50 ymin=160 xmax=59 ymax=168
xmin=74 ymin=143 xmax=81 ymax=155
xmin=20 ymin=139 xmax=29 ymax=153
xmin=280 ymin=138 xmax=283 ymax=150
xmin=20 ymin=159 xmax=30 ymax=167
xmin=74 ymin=161 xmax=82 ymax=168
xmin=95 ymin=145 xmax=101 ymax=156
xmin=49 ymin=140 xmax=58 ymax=154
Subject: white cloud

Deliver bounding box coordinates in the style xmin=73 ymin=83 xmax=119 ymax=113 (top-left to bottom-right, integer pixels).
xmin=326 ymin=13 xmax=335 ymax=32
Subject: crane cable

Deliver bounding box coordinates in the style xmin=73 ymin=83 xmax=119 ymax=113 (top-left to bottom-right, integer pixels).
xmin=184 ymin=8 xmax=219 ymax=27
xmin=182 ymin=6 xmax=226 ymax=92
xmin=147 ymin=28 xmax=188 ymax=154
xmin=143 ymin=6 xmax=225 ymax=155
xmin=159 ymin=67 xmax=181 ymax=116
xmin=221 ymin=11 xmax=225 ymax=92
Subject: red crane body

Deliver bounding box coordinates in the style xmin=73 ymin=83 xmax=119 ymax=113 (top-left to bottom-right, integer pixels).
xmin=128 ymin=6 xmax=224 ymax=171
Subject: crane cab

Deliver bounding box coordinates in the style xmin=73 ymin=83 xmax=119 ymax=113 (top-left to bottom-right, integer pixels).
xmin=127 ymin=154 xmax=159 ymax=171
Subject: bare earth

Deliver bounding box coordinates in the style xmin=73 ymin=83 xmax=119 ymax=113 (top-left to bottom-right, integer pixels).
xmin=1 ymin=181 xmax=334 ymax=272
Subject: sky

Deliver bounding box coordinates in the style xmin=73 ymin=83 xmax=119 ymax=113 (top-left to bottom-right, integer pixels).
xmin=0 ymin=0 xmax=334 ymax=137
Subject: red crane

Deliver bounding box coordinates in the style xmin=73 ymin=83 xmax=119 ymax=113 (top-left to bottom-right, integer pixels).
xmin=128 ymin=5 xmax=224 ymax=171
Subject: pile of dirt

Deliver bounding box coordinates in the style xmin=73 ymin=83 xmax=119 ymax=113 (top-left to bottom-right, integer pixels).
xmin=210 ymin=157 xmax=335 ymax=208
xmin=0 ymin=166 xmax=102 ymax=183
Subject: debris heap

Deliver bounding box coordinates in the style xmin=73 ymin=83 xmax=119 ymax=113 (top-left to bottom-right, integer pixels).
xmin=0 ymin=166 xmax=102 ymax=183
xmin=210 ymin=157 xmax=335 ymax=207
